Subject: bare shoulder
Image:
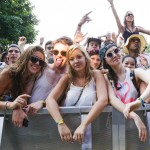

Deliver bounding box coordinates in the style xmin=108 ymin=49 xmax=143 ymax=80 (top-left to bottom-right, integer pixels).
xmin=58 ymin=73 xmax=70 ymax=84
xmin=0 ymin=68 xmax=11 ymax=78
xmin=134 ymin=68 xmax=146 ymax=75
xmin=92 ymin=69 xmax=104 ymax=78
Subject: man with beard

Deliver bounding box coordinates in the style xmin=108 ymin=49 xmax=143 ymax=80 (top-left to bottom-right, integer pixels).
xmin=122 ymin=34 xmax=148 ymax=67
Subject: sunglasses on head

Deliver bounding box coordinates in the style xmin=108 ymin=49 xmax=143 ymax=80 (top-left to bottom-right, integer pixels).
xmin=105 ymin=48 xmax=120 ymax=58
xmin=127 ymin=13 xmax=134 ymax=17
xmin=30 ymin=55 xmax=45 ymax=67
xmin=52 ymin=50 xmax=67 ymax=57
xmin=8 ymin=50 xmax=20 ymax=53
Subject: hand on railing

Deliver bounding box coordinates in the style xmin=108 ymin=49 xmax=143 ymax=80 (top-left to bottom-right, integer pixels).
xmin=58 ymin=123 xmax=73 ymax=142
xmin=25 ymin=101 xmax=44 ymax=115
xmin=73 ymin=123 xmax=86 ymax=143
xmin=132 ymin=113 xmax=147 ymax=142
xmin=123 ymin=100 xmax=142 ymax=119
xmin=12 ymin=108 xmax=27 ymax=127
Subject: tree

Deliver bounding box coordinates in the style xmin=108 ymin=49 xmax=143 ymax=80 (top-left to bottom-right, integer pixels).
xmin=0 ymin=0 xmax=39 ymax=50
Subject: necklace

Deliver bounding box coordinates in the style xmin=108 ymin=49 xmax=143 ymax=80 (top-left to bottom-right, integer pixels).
xmin=72 ymin=84 xmax=86 ymax=106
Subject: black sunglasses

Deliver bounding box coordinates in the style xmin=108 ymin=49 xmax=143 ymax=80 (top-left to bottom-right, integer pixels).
xmin=106 ymin=48 xmax=120 ymax=58
xmin=52 ymin=50 xmax=67 ymax=57
xmin=127 ymin=13 xmax=134 ymax=17
xmin=30 ymin=55 xmax=45 ymax=67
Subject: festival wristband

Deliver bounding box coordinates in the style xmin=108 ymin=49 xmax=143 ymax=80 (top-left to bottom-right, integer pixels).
xmin=56 ymin=119 xmax=64 ymax=125
xmin=137 ymin=98 xmax=145 ymax=107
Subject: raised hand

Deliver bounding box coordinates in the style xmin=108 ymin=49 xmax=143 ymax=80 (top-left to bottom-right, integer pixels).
xmin=78 ymin=11 xmax=92 ymax=27
xmin=73 ymin=31 xmax=87 ymax=44
xmin=18 ymin=36 xmax=27 ymax=46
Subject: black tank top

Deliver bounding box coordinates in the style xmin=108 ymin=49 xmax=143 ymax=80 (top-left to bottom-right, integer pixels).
xmin=123 ymin=28 xmax=139 ymax=43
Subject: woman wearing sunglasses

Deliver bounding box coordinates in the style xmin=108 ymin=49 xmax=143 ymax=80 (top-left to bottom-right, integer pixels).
xmin=100 ymin=42 xmax=150 ymax=142
xmin=107 ymin=0 xmax=150 ymax=43
xmin=0 ymin=45 xmax=46 ymax=127
xmin=46 ymin=44 xmax=108 ymax=145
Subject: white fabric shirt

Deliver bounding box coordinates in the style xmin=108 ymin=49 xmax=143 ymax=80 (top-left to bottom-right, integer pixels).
xmin=64 ymin=78 xmax=96 ymax=106
xmin=114 ymin=68 xmax=138 ymax=104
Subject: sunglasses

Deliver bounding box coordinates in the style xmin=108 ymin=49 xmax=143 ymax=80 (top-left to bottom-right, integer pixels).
xmin=105 ymin=48 xmax=120 ymax=58
xmin=8 ymin=50 xmax=20 ymax=53
xmin=46 ymin=46 xmax=53 ymax=50
xmin=127 ymin=13 xmax=134 ymax=17
xmin=30 ymin=55 xmax=45 ymax=67
xmin=52 ymin=50 xmax=67 ymax=57
xmin=130 ymin=38 xmax=140 ymax=42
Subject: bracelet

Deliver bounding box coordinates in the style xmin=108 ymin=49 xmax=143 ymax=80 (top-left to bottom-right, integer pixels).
xmin=5 ymin=101 xmax=9 ymax=110
xmin=40 ymin=100 xmax=46 ymax=107
xmin=137 ymin=98 xmax=145 ymax=107
xmin=56 ymin=119 xmax=64 ymax=125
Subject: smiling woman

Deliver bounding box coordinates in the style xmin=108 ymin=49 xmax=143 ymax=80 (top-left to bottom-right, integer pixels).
xmin=0 ymin=45 xmax=46 ymax=126
xmin=46 ymin=44 xmax=108 ymax=146
xmin=100 ymin=42 xmax=150 ymax=142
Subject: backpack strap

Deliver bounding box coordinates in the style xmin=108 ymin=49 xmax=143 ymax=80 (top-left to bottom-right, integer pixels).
xmin=130 ymin=69 xmax=140 ymax=96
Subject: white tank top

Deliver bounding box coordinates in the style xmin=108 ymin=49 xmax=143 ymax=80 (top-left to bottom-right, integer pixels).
xmin=64 ymin=78 xmax=96 ymax=106
xmin=29 ymin=66 xmax=63 ymax=103
xmin=114 ymin=68 xmax=138 ymax=104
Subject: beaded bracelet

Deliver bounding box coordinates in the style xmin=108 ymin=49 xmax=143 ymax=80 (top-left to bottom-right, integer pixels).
xmin=137 ymin=98 xmax=145 ymax=107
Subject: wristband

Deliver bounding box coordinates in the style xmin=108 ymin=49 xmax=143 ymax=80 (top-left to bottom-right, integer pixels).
xmin=137 ymin=98 xmax=145 ymax=107
xmin=40 ymin=100 xmax=46 ymax=107
xmin=5 ymin=101 xmax=9 ymax=110
xmin=56 ymin=119 xmax=64 ymax=125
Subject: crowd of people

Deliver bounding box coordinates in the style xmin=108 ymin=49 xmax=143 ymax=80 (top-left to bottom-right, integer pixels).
xmin=1 ymin=0 xmax=150 ymax=148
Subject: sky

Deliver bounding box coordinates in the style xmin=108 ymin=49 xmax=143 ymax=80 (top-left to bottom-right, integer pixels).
xmin=30 ymin=0 xmax=150 ymax=45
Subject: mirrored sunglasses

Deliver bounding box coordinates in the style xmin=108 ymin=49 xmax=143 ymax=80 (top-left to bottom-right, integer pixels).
xmin=106 ymin=48 xmax=120 ymax=58
xmin=30 ymin=55 xmax=45 ymax=67
xmin=52 ymin=50 xmax=67 ymax=57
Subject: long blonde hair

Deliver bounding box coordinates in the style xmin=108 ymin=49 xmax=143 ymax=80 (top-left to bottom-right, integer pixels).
xmin=67 ymin=44 xmax=92 ymax=84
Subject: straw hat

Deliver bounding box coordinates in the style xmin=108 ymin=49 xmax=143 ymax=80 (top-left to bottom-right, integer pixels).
xmin=123 ymin=34 xmax=147 ymax=54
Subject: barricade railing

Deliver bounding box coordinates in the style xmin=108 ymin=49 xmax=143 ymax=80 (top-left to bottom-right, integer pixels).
xmin=0 ymin=105 xmax=150 ymax=150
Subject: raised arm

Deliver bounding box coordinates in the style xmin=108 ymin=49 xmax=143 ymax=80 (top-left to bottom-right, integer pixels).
xmin=73 ymin=70 xmax=108 ymax=143
xmin=74 ymin=11 xmax=92 ymax=36
xmin=136 ymin=26 xmax=150 ymax=35
xmin=46 ymin=74 xmax=73 ymax=142
xmin=107 ymin=0 xmax=124 ymax=34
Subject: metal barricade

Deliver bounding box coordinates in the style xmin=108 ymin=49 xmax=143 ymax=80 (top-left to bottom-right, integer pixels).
xmin=0 ymin=106 xmax=150 ymax=150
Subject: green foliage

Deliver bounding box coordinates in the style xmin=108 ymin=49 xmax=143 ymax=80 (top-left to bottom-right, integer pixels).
xmin=145 ymin=44 xmax=150 ymax=54
xmin=0 ymin=0 xmax=38 ymax=50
